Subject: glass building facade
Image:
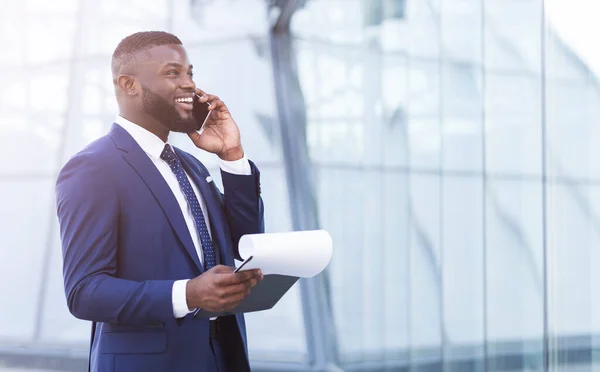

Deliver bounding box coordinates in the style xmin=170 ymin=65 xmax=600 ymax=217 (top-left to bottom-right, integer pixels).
xmin=1 ymin=0 xmax=600 ymax=371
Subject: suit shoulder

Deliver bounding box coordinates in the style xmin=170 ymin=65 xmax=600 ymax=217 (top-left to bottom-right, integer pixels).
xmin=55 ymin=136 xmax=121 ymax=214
xmin=58 ymin=135 xmax=119 ymax=178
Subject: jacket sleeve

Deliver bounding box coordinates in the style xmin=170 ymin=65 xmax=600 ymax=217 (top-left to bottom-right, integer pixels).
xmin=56 ymin=153 xmax=174 ymax=325
xmin=220 ymin=160 xmax=265 ymax=260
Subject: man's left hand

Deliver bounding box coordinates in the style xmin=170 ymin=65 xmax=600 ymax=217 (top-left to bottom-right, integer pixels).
xmin=188 ymin=89 xmax=244 ymax=161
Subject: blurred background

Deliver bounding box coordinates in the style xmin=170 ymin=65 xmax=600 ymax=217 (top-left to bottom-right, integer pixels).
xmin=1 ymin=0 xmax=600 ymax=371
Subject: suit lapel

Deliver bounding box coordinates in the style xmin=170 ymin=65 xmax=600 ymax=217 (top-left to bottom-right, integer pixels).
xmin=108 ymin=124 xmax=203 ymax=272
xmin=177 ymin=150 xmax=234 ymax=267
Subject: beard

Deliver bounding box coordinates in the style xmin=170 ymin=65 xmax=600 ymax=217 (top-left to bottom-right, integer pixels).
xmin=141 ymin=85 xmax=197 ymax=133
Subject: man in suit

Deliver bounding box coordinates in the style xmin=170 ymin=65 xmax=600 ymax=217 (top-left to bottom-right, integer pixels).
xmin=56 ymin=31 xmax=264 ymax=372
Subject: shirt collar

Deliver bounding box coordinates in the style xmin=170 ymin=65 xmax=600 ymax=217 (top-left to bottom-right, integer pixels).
xmin=115 ymin=115 xmax=171 ymax=160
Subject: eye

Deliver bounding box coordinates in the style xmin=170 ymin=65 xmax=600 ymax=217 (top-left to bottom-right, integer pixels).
xmin=188 ymin=72 xmax=194 ymax=77
xmin=167 ymin=70 xmax=179 ymax=75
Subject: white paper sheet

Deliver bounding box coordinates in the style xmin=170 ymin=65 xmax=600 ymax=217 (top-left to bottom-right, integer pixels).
xmin=235 ymin=230 xmax=333 ymax=278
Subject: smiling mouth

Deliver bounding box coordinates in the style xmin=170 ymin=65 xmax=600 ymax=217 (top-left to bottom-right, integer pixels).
xmin=175 ymin=97 xmax=194 ymax=110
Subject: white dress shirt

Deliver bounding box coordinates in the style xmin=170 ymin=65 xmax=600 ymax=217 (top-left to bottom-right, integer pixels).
xmin=115 ymin=115 xmax=251 ymax=318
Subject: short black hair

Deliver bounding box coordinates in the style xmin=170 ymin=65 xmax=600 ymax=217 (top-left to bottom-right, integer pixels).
xmin=111 ymin=31 xmax=182 ymax=82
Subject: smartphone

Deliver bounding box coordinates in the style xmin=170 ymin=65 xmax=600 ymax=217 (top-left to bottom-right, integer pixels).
xmin=193 ymin=94 xmax=211 ymax=134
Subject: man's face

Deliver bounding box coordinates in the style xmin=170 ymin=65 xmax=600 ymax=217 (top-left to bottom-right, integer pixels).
xmin=135 ymin=44 xmax=198 ymax=133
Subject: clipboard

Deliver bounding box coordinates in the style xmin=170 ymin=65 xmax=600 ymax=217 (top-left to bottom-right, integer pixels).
xmin=192 ymin=256 xmax=299 ymax=319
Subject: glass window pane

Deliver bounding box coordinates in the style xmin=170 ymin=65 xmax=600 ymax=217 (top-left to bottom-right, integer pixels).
xmin=381 ymin=172 xmax=411 ymax=354
xmin=407 ymin=1 xmax=441 ymax=59
xmin=485 ymin=73 xmax=542 ymax=176
xmin=25 ymin=0 xmax=78 ymax=14
xmin=0 ymin=2 xmax=26 ymax=66
xmin=484 ymin=0 xmax=542 ymax=74
xmin=543 ymin=12 xmax=587 ymax=81
xmin=408 ymin=62 xmax=440 ymax=118
xmin=292 ymin=0 xmax=366 ymax=45
xmin=0 ymin=180 xmax=53 ymax=340
xmin=245 ymin=284 xmax=307 ymax=362
xmin=323 ymin=169 xmax=410 ymax=362
xmin=409 ymin=174 xmax=442 ymax=367
xmin=486 ymin=179 xmax=544 ymax=371
xmin=324 ymin=168 xmax=387 ymax=358
xmin=484 ymin=0 xmax=543 ymax=178
xmin=30 ymin=70 xmax=71 ymax=114
xmin=441 ymin=1 xmax=483 ymax=64
xmin=442 ymin=177 xmax=484 ymax=371
xmin=546 ymin=78 xmax=600 ymax=181
xmin=382 ymin=55 xmax=410 ymax=168
xmin=408 ymin=62 xmax=441 ymax=170
xmin=0 ymin=115 xmax=62 ymax=175
xmin=320 ymin=168 xmax=365 ymax=358
xmin=547 ymin=182 xmax=599 ymax=369
xmin=441 ymin=63 xmax=483 ymax=172
xmin=440 ymin=0 xmax=483 ymax=173
xmin=25 ymin=15 xmax=76 ymax=64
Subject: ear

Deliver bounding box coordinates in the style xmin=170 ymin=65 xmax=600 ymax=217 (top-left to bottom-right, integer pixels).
xmin=117 ymin=75 xmax=138 ymax=96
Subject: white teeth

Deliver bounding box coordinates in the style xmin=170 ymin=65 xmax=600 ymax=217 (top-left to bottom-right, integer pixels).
xmin=175 ymin=97 xmax=193 ymax=103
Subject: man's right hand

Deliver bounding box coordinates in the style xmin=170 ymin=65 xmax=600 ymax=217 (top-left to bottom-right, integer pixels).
xmin=185 ymin=265 xmax=263 ymax=312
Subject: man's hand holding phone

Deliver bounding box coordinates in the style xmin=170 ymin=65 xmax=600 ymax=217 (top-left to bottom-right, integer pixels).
xmin=188 ymin=89 xmax=244 ymax=162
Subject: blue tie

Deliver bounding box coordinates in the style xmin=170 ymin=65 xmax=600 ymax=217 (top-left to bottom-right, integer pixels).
xmin=160 ymin=144 xmax=216 ymax=270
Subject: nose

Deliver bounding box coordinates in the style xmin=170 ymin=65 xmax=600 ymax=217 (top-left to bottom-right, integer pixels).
xmin=180 ymin=75 xmax=195 ymax=91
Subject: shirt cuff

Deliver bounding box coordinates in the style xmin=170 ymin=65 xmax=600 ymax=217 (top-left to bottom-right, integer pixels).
xmin=219 ymin=155 xmax=251 ymax=175
xmin=172 ymin=279 xmax=194 ymax=318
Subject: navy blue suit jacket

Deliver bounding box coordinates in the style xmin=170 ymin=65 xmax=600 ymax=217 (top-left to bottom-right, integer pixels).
xmin=55 ymin=123 xmax=264 ymax=371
